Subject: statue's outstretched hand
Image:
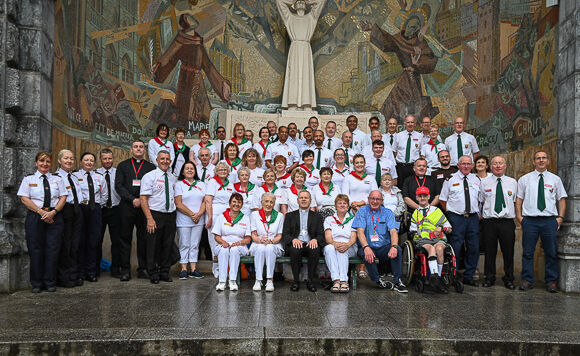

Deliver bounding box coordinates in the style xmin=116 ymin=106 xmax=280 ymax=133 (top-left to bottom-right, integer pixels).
xmin=360 ymin=21 xmax=372 ymax=32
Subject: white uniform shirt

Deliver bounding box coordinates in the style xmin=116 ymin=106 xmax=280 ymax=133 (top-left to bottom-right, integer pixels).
xmin=275 ymin=172 xmax=293 ymax=190
xmin=323 ymin=136 xmax=342 ymax=151
xmin=198 ymin=163 xmax=215 ymax=183
xmin=220 ymin=159 xmax=241 ymax=184
xmin=266 ymin=141 xmax=300 ymax=168
xmin=299 ymin=141 xmax=316 ymax=155
xmin=214 ymin=139 xmax=228 ymax=160
xmin=336 ymin=145 xmax=357 ymax=167
xmin=96 ymin=167 xmax=121 ymax=206
xmin=233 ymin=183 xmax=259 ymax=216
xmin=253 ymin=141 xmax=271 ymax=169
xmin=191 ymin=142 xmax=217 ymax=166
xmin=252 ymin=185 xmax=288 ymax=211
xmin=73 ymin=169 xmax=109 ymax=206
xmin=288 ymin=136 xmax=303 ymax=148
xmin=140 ymin=168 xmax=176 ymax=213
xmin=393 ymin=130 xmax=423 ymax=163
xmin=517 ymin=170 xmax=567 ymax=217
xmin=444 ymin=131 xmax=480 ymax=166
xmin=171 ymin=143 xmax=188 ymax=178
xmin=439 ymin=172 xmax=482 ymax=215
xmin=420 ymin=133 xmax=442 ymax=147
xmin=206 ymin=177 xmax=234 ymax=217
xmin=299 ymin=165 xmax=321 ymax=190
xmin=211 ymin=212 xmax=251 ymax=244
xmin=365 ymin=156 xmax=398 ymax=180
xmin=17 ymin=171 xmax=67 ymax=208
xmin=247 ymin=167 xmax=265 ymax=186
xmin=330 ymin=164 xmax=350 ymax=188
xmin=480 ymin=174 xmax=517 ymax=219
xmin=380 ymin=188 xmax=399 ymax=214
xmin=286 ymin=186 xmax=316 ymax=213
xmin=174 ymin=179 xmax=206 ymax=227
xmin=148 ymin=137 xmax=175 ymax=167
xmin=56 ymin=168 xmax=81 ymax=205
xmin=312 ymin=183 xmax=342 ymax=209
xmin=362 ymin=145 xmax=395 ymax=164
xmin=351 ymin=128 xmax=370 ymax=151
xmin=227 ymin=139 xmax=252 ymax=158
xmin=324 ymin=213 xmax=355 ymax=243
xmin=420 ymin=142 xmax=447 ymax=171
xmin=307 ymin=146 xmax=334 ymax=169
xmin=382 ymin=132 xmax=397 ymax=152
xmin=341 ymin=172 xmax=378 ymax=204
xmin=250 ymin=210 xmax=284 ymax=244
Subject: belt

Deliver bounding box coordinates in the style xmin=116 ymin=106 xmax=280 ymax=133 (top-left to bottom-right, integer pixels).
xmin=104 ymin=205 xmax=117 ymax=209
xmin=81 ymin=201 xmax=89 ymax=205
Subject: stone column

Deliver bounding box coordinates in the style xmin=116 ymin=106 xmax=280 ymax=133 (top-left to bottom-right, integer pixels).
xmin=0 ymin=0 xmax=55 ymax=292
xmin=557 ymin=0 xmax=580 ymax=293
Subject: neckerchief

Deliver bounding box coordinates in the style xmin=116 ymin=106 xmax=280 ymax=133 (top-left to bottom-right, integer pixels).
xmin=234 ymin=182 xmax=255 ymax=197
xmin=174 ymin=142 xmax=186 ymax=153
xmin=258 ymin=140 xmax=270 ymax=157
xmin=350 ymin=171 xmax=368 ymax=180
xmin=290 ymin=184 xmax=306 ymax=195
xmin=154 ymin=136 xmax=167 ymax=147
xmin=333 ymin=212 xmax=355 ymax=227
xmin=259 ymin=208 xmax=278 ymax=227
xmin=231 ymin=137 xmax=249 ymax=145
xmin=182 ymin=179 xmax=198 ymax=191
xmin=333 ymin=165 xmax=349 ymax=176
xmin=319 ymin=182 xmax=334 ymax=195
xmin=299 ymin=164 xmax=312 ymax=175
xmin=427 ymin=139 xmax=440 ymax=152
xmin=262 ymin=183 xmax=278 ymax=193
xmin=277 ymin=172 xmax=291 ymax=181
xmin=214 ymin=176 xmax=229 ymax=191
xmin=223 ymin=209 xmax=244 ymax=226
xmin=200 ymin=141 xmax=213 ymax=148
xmin=226 ymin=157 xmax=242 ymax=168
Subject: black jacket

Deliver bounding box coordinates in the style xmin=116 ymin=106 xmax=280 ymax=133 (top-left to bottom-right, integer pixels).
xmin=282 ymin=210 xmax=325 ymax=249
xmin=115 ymin=158 xmax=156 ymax=203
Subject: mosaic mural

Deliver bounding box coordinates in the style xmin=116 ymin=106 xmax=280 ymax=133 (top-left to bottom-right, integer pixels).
xmin=53 ymin=0 xmax=558 ymax=153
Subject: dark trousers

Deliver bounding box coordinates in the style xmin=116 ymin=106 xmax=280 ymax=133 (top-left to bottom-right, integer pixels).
xmin=58 ymin=203 xmax=83 ymax=283
xmin=146 ymin=211 xmax=177 ymax=279
xmin=25 ymin=211 xmax=63 ymax=288
xmin=482 ymin=218 xmax=515 ymax=283
xmin=447 ymin=213 xmax=479 ymax=280
xmin=119 ymin=202 xmax=148 ymax=275
xmin=78 ymin=205 xmax=102 ymax=277
xmin=521 ymin=216 xmax=559 ymax=284
xmin=287 ymin=241 xmax=321 ymax=282
xmin=396 ymin=162 xmax=414 ymax=189
xmin=357 ymin=244 xmax=402 ymax=283
xmin=98 ymin=205 xmax=121 ymax=274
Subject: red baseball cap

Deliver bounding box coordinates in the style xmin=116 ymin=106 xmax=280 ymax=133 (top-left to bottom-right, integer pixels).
xmin=416 ymin=187 xmax=430 ymax=196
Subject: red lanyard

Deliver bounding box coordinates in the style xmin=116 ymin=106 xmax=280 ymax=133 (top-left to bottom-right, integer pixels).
xmin=369 ymin=208 xmax=381 ymax=234
xmin=131 ymin=159 xmax=145 ymax=179
xmin=415 ymin=176 xmax=426 ymax=188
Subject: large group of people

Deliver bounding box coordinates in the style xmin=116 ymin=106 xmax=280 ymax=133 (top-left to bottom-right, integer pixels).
xmin=18 ymin=115 xmax=566 ymax=295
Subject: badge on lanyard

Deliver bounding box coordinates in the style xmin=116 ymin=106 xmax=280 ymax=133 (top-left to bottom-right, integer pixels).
xmin=132 ymin=179 xmax=141 ymax=187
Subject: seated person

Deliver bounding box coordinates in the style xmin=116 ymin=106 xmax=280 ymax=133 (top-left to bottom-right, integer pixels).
xmin=282 ymin=190 xmax=325 ymax=292
xmin=409 ymin=187 xmax=452 ymax=293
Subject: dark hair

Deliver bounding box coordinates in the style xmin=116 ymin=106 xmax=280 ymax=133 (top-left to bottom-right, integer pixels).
xmin=216 ymin=126 xmax=226 ymax=133
xmin=288 ymin=122 xmax=297 ymax=128
xmin=473 ymin=155 xmax=490 ymax=173
xmin=278 ymin=125 xmax=288 ymax=133
xmin=35 ymin=151 xmax=51 ymax=162
xmin=352 ymin=153 xmax=365 ymax=164
xmin=175 ymin=128 xmax=186 ymax=136
xmin=178 ymin=161 xmax=200 ymax=181
xmin=327 ymin=120 xmax=336 ymax=126
xmin=229 ymin=192 xmax=244 ymax=205
xmin=99 ymin=148 xmax=113 ymax=157
xmin=309 ymin=116 xmax=318 ymax=122
xmin=132 ymin=139 xmax=145 ymax=146
xmin=80 ymin=152 xmax=96 ymax=161
xmin=346 ymin=115 xmax=358 ymax=121
xmin=319 ymin=167 xmax=333 ymax=176
xmin=155 ymin=123 xmax=169 ymax=137
xmin=372 ymin=140 xmax=385 ymax=147
xmin=224 ymin=142 xmax=240 ymax=158
xmin=258 ymin=127 xmax=269 ymax=139
xmin=302 ymin=149 xmax=314 ymax=160
xmin=369 ymin=116 xmax=379 ymax=124
xmin=333 ymin=147 xmax=346 ymax=159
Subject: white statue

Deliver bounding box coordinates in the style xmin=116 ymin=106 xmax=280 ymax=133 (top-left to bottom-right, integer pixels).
xmin=277 ymin=0 xmax=326 ymax=111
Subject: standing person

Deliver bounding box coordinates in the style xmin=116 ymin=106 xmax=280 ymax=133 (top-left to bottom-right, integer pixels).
xmin=346 ymin=115 xmax=370 ymax=151
xmin=300 ymin=127 xmax=315 ymax=153
xmin=431 ymin=150 xmax=458 ymax=187
xmin=140 ymin=150 xmax=177 ymax=284
xmin=286 ymin=168 xmax=316 ymax=213
xmin=365 ymin=140 xmax=397 ymax=188
xmin=266 ymin=126 xmax=300 ymax=171
xmin=189 ymin=129 xmax=218 ymax=166
xmin=171 ymin=128 xmax=190 ymax=177
xmin=312 ymin=167 xmax=341 ymax=218
xmin=353 ymin=190 xmax=407 ymax=292
xmin=419 ymin=116 xmax=441 ymax=147
xmin=267 ymin=120 xmax=279 ymax=143
xmin=362 ymin=130 xmax=395 ymax=163
xmin=250 ymin=193 xmax=285 ymax=292
xmin=96 ymin=149 xmax=122 ymax=278
xmin=115 ymin=140 xmax=156 ymax=281
xmin=444 ymin=117 xmax=480 ymax=166
xmin=55 ymin=150 xmax=83 ymax=288
xmin=234 ymin=167 xmax=258 ymax=217
xmin=308 ymin=116 xmax=320 ymax=131
xmin=323 ymin=120 xmax=341 ymax=150
xmin=298 ymin=150 xmax=321 ymax=190
xmin=383 ymin=117 xmax=398 ymax=152
xmin=212 ymin=193 xmax=251 ymax=291
xmin=393 ymin=115 xmax=422 ymax=188
xmin=244 ymin=130 xmax=254 ymax=144
xmin=148 ymin=123 xmax=175 ymax=166
xmin=365 ymin=116 xmax=381 ymax=145
xmin=287 ymin=122 xmax=302 ymax=147
xmin=73 ymin=152 xmax=108 ymax=283
xmin=420 ymin=124 xmax=446 ymax=175
xmin=330 ymin=148 xmax=350 ymax=188
xmin=222 ymin=143 xmax=242 ymax=183
xmin=341 ymin=154 xmax=379 ymax=212
xmin=197 ymin=147 xmax=215 ymax=183
xmin=274 ymin=156 xmax=293 ymax=190
xmin=241 ymin=148 xmax=265 ymax=186
xmin=401 ymin=158 xmax=440 ymax=214
xmin=282 ymin=190 xmax=325 ymax=292
xmin=337 ymin=131 xmax=357 ymax=166
xmin=254 ymin=168 xmax=288 ymax=214
xmin=175 ymin=161 xmax=206 ymax=280
xmin=311 ymin=130 xmax=334 ymax=169
xmin=324 ymin=194 xmax=357 ymax=293
xmin=18 ymin=151 xmax=67 ymax=293
xmin=516 ymin=151 xmax=567 ymax=293
xmin=480 ymin=156 xmax=517 ymax=289
xmin=229 ymin=123 xmax=252 ymax=157
xmin=214 ymin=126 xmax=228 ymax=162
xmin=439 ymin=155 xmax=482 ymax=287
xmin=254 ymin=127 xmax=271 ymax=169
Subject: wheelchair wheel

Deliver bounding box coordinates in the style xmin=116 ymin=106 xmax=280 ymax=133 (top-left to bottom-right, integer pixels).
xmin=415 ymin=279 xmax=424 ymax=293
xmin=401 ymin=239 xmax=414 ymax=286
xmin=454 ymin=280 xmax=464 ymax=293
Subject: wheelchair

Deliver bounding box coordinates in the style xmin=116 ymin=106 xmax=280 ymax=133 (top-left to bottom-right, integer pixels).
xmin=400 ymin=237 xmax=464 ymax=293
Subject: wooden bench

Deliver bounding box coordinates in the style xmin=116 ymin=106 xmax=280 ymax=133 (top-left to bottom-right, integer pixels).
xmin=236 ymin=256 xmax=365 ymax=290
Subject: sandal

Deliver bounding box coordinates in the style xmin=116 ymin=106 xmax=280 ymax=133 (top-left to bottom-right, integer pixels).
xmin=358 ymin=270 xmax=368 ymax=279
xmin=331 ymin=280 xmax=341 ymax=293
xmin=340 ymin=281 xmax=349 ymax=293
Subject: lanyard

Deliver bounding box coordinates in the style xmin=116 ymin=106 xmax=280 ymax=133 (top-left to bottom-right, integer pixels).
xmin=369 ymin=208 xmax=381 ymax=234
xmin=415 ymin=176 xmax=426 ymax=188
xmin=131 ymin=159 xmax=145 ymax=179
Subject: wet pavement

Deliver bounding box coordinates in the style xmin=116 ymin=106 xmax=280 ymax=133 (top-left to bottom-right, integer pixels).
xmin=0 ymin=275 xmax=579 ymax=355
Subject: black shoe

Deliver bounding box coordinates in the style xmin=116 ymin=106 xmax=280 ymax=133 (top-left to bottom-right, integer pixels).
xmin=519 ymin=280 xmax=533 ymax=291
xmin=160 ymin=275 xmax=173 ymax=283
xmin=120 ymin=274 xmax=131 ymax=282
xmin=85 ymin=275 xmax=98 ymax=282
xmin=306 ymin=281 xmax=317 ymax=293
xmin=137 ymin=270 xmax=150 ymax=279
xmin=150 ymin=278 xmax=159 ymax=284
xmin=31 ymin=287 xmax=42 ymax=294
xmin=290 ymin=282 xmax=299 ymax=291
xmin=46 ymin=286 xmax=56 ymax=292
xmin=463 ymin=279 xmax=479 ymax=287
xmin=75 ymin=278 xmax=84 ymax=286
xmin=429 ymin=273 xmax=441 ymax=290
xmin=58 ymin=280 xmax=75 ymax=288
xmin=482 ymin=280 xmax=494 ymax=287
xmin=546 ymin=281 xmax=558 ymax=293
xmin=504 ymin=281 xmax=515 ymax=290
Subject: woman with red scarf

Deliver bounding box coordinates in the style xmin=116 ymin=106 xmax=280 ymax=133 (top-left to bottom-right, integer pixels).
xmin=234 ymin=167 xmax=258 ymax=216
xmin=148 ymin=124 xmax=175 ymax=167
xmin=253 ymin=169 xmax=288 ymax=214
xmin=312 ymin=167 xmax=341 ymax=219
xmin=249 ymin=192 xmax=285 ymax=292
xmin=221 ymin=143 xmax=242 ymax=184
xmin=274 ymin=156 xmax=292 ymax=190
xmin=212 ymin=193 xmax=251 ymax=291
xmin=171 ymin=128 xmax=190 ymax=178
xmin=241 ymin=148 xmax=265 ymax=186
xmin=228 ymin=123 xmax=252 ymax=158
xmin=190 ymin=129 xmax=218 ymax=166
xmin=340 ymin=154 xmax=378 ymax=212
xmin=286 ymin=168 xmax=315 ymax=213
xmin=253 ymin=127 xmax=270 ymax=169
xmin=330 ymin=148 xmax=350 ymax=188
xmin=298 ymin=149 xmax=320 ymax=190
xmin=420 ymin=124 xmax=446 ymax=176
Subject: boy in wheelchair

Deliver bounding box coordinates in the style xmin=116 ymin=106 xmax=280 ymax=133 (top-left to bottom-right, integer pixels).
xmin=409 ymin=187 xmax=452 ymax=293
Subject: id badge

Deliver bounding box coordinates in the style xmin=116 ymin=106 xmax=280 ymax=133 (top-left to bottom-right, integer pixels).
xmin=370 ymin=234 xmax=379 ymax=242
xmin=132 ymin=179 xmax=141 ymax=187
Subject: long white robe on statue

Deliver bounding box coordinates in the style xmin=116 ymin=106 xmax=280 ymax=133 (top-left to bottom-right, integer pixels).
xmin=277 ymin=0 xmax=324 ymax=109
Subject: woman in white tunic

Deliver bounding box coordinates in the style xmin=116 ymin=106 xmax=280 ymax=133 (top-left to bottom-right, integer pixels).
xmin=241 ymin=148 xmax=265 ymax=186
xmin=175 ymin=162 xmax=206 ymax=280
xmin=341 ymin=154 xmax=378 ymax=212
xmin=379 ymin=172 xmax=405 ymax=221
xmin=228 ymin=123 xmax=252 ymax=157
xmin=330 ymin=148 xmax=350 ymax=188
xmin=148 ymin=123 xmax=175 ymax=166
xmin=212 ymin=193 xmax=251 ymax=291
xmin=276 ymin=0 xmax=326 ymax=110
xmin=312 ymin=167 xmax=341 ymax=219
xmin=286 ymin=168 xmax=316 ymax=213
xmin=250 ymin=192 xmax=285 ymax=292
xmin=222 ymin=143 xmax=242 ymax=184
xmin=233 ymin=167 xmax=258 ymax=217
xmin=253 ymin=127 xmax=271 ymax=169
xmin=298 ymin=149 xmax=320 ymax=190
xmin=253 ymin=168 xmax=288 ymax=214
xmin=324 ymin=194 xmax=357 ymax=293
xmin=189 ymin=129 xmax=218 ymax=166
xmin=274 ymin=156 xmax=293 ymax=190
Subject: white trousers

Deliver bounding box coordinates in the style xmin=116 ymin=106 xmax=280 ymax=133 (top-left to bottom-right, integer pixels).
xmin=324 ymin=244 xmax=357 ymax=281
xmin=177 ymin=225 xmax=204 ymax=264
xmin=215 ymin=245 xmax=249 ymax=283
xmin=250 ymin=243 xmax=284 ymax=280
xmin=209 ymin=213 xmax=223 ymax=276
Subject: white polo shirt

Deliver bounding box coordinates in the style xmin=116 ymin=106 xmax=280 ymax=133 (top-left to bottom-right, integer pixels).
xmin=341 ymin=172 xmax=378 ymax=204
xmin=275 ymin=172 xmax=293 ymax=190
xmin=174 ymin=179 xmax=206 ymax=227
xmin=365 ymin=156 xmax=398 ymax=180
xmin=227 ymin=138 xmax=252 ymax=158
xmin=140 ymin=168 xmax=176 ymax=213
xmin=324 ymin=213 xmax=356 ymax=243
xmin=439 ymin=172 xmax=482 ymax=215
xmin=73 ymin=169 xmax=109 ymax=206
xmin=330 ymin=164 xmax=350 ymax=188
xmin=312 ymin=183 xmax=342 ymax=209
xmin=247 ymin=167 xmax=265 ymax=186
xmin=148 ymin=137 xmax=175 ymax=167
xmin=211 ymin=212 xmax=251 ymax=244
xmin=233 ymin=182 xmax=259 ymax=216
xmin=298 ymin=165 xmax=321 ymax=190
xmin=250 ymin=210 xmax=284 ymax=242
xmin=393 ymin=130 xmax=423 ymax=163
xmin=96 ymin=167 xmax=121 ymax=206
xmin=444 ymin=131 xmax=480 ymax=166
xmin=17 ymin=171 xmax=67 ymax=208
xmin=206 ymin=177 xmax=234 ymax=217
xmin=253 ymin=141 xmax=271 ymax=169
xmin=266 ymin=141 xmax=300 ymax=168
xmin=480 ymin=174 xmax=517 ymax=219
xmin=198 ymin=163 xmax=215 ymax=183
xmin=252 ymin=185 xmax=288 ymax=211
xmin=517 ymin=170 xmax=567 ymax=217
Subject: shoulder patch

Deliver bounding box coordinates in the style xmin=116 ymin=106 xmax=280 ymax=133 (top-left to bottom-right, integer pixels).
xmin=52 ymin=172 xmax=60 ymax=177
xmin=25 ymin=173 xmax=34 ymax=177
xmin=94 ymin=171 xmax=104 ymax=176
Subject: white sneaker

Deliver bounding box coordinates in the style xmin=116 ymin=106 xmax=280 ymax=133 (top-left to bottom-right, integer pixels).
xmin=253 ymin=280 xmax=262 ymax=291
xmin=265 ymin=280 xmax=275 ymax=292
xmin=229 ymin=280 xmax=239 ymax=291
xmin=216 ymin=282 xmax=226 ymax=291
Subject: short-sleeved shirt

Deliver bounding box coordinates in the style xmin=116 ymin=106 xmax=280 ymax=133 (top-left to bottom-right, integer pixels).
xmin=517 ymin=170 xmax=567 ymax=217
xmin=252 ymin=186 xmax=288 ymax=211
xmin=276 ymin=172 xmax=293 ymax=190
xmin=148 ymin=137 xmax=175 ymax=167
xmin=444 ymin=132 xmax=480 ymax=166
xmin=206 ymin=177 xmax=234 ymax=217
xmin=248 ymin=167 xmax=265 ymax=186
xmin=393 ymin=131 xmax=423 ymax=163
xmin=96 ymin=167 xmax=122 ymax=206
xmin=227 ymin=139 xmax=252 ymax=158
xmin=380 ymin=188 xmax=400 ymax=214
xmin=323 ymin=136 xmax=342 ymax=151
xmin=140 ymin=168 xmax=176 ymax=213
xmin=402 ymin=175 xmax=441 ymax=212
xmin=73 ymin=169 xmax=109 ymax=206
xmin=362 ymin=145 xmax=395 ymax=164
xmin=250 ymin=210 xmax=284 ymax=241
xmin=324 ymin=213 xmax=355 ymax=243
xmin=174 ymin=179 xmax=206 ymax=227
xmin=301 ymin=166 xmax=321 ymax=190
xmin=352 ymin=205 xmax=397 ymax=248
xmin=480 ymin=174 xmax=517 ymax=219
xmin=191 ymin=142 xmax=217 ymax=166
xmin=17 ymin=171 xmax=67 ymax=208
xmin=382 ymin=132 xmax=397 ymax=152
xmin=286 ymin=186 xmax=316 ymax=213
xmin=198 ymin=163 xmax=215 ymax=183
xmin=330 ymin=164 xmax=350 ymax=188
xmin=253 ymin=141 xmax=271 ymax=169
xmin=308 ymin=146 xmax=334 ymax=169
xmin=312 ymin=183 xmax=342 ymax=209
xmin=365 ymin=156 xmax=398 ymax=180
xmin=439 ymin=173 xmax=482 ymax=215
xmin=420 ymin=142 xmax=447 ymax=169
xmin=267 ymin=141 xmax=300 ymax=168
xmin=351 ymin=128 xmax=370 ymax=151
xmin=56 ymin=168 xmax=81 ymax=205
xmin=341 ymin=172 xmax=378 ymax=204
xmin=233 ymin=183 xmax=258 ymax=216
xmin=211 ymin=212 xmax=251 ymax=244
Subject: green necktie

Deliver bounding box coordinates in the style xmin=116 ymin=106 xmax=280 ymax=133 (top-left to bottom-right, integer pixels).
xmin=164 ymin=172 xmax=170 ymax=211
xmin=316 ymin=148 xmax=322 ymax=169
xmin=422 ymin=208 xmax=427 ymax=217
xmin=375 ymin=158 xmax=381 ymax=186
xmin=537 ymin=173 xmax=546 ymax=211
xmin=201 ymin=167 xmax=206 ymax=182
xmin=345 ymin=148 xmax=349 ymax=166
xmin=327 ymin=139 xmax=331 ymax=149
xmin=457 ymin=134 xmax=463 ymax=158
xmin=390 ymin=134 xmax=394 ymax=146
xmin=405 ymin=133 xmax=411 ymax=163
xmin=494 ymin=177 xmax=506 ymax=213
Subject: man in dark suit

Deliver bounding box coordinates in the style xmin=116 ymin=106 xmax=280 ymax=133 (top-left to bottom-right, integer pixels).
xmin=282 ymin=190 xmax=325 ymax=292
